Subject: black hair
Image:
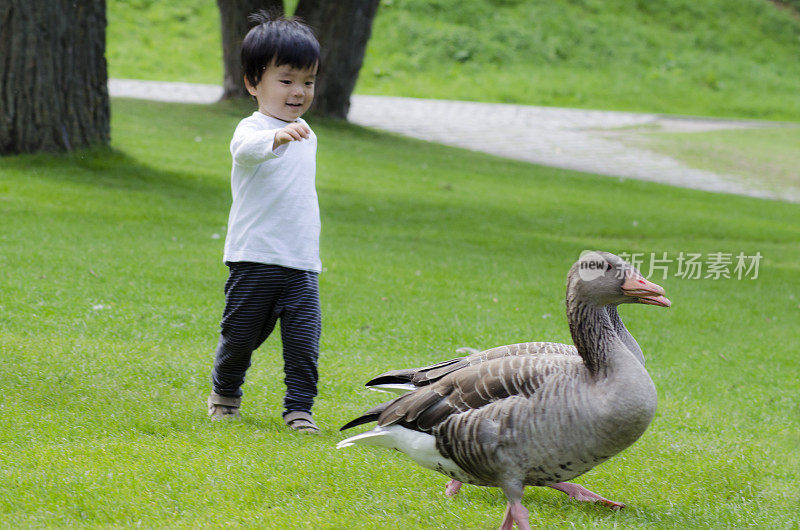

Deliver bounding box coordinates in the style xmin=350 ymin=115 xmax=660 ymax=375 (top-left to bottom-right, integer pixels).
xmin=242 ymin=11 xmax=320 ymax=89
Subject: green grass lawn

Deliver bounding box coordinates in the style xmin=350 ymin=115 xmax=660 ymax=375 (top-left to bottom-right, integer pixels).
xmin=1 ymin=99 xmax=798 ymax=527
xmin=107 ymin=0 xmax=800 ymax=121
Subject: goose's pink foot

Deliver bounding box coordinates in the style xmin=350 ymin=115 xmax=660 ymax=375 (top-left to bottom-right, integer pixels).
xmin=499 ymin=501 xmax=531 ymax=530
xmin=548 ymin=482 xmax=625 ymax=510
xmin=445 ymin=479 xmax=463 ymax=497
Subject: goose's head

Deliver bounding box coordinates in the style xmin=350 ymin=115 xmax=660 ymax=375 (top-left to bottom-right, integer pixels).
xmin=567 ymin=251 xmax=671 ymax=308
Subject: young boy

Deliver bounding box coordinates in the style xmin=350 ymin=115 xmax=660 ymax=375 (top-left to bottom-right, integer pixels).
xmin=208 ymin=12 xmax=322 ymax=434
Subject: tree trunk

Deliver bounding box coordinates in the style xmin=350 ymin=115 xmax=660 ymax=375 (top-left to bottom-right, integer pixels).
xmin=295 ymin=0 xmax=380 ymax=119
xmin=0 ymin=0 xmax=109 ymax=155
xmin=217 ymin=0 xmax=284 ymax=100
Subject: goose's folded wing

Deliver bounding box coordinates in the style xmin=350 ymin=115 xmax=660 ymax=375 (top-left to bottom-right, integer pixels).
xmin=366 ymin=342 xmax=579 ymax=389
xmin=476 ymin=341 xmax=578 ymax=361
xmin=376 ymin=353 xmax=582 ymax=433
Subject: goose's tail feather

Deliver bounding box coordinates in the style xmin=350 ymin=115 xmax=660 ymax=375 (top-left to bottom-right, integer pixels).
xmin=339 ymin=402 xmax=390 ymax=431
xmin=365 ymin=357 xmax=467 ymax=388
xmin=336 ymin=427 xmax=393 ymax=449
xmin=367 ymin=382 xmax=416 ymax=395
xmin=364 ymin=368 xmax=419 ymax=387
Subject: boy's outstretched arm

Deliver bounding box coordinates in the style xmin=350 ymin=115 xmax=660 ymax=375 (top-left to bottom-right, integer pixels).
xmin=274 ymin=122 xmax=311 ymax=149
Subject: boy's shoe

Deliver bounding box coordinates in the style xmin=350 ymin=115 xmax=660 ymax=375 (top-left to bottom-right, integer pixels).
xmin=207 ymin=392 xmax=241 ymax=420
xmin=283 ymin=411 xmax=320 ymax=434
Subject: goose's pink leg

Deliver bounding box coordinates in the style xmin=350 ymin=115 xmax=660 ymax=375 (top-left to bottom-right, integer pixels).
xmin=548 ymin=482 xmax=625 ymax=510
xmin=499 ymin=484 xmax=531 ymax=530
xmin=445 ymin=479 xmax=462 ymax=496
xmin=499 ymin=501 xmax=531 ymax=530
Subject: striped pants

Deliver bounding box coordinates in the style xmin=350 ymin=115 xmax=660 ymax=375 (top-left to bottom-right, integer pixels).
xmin=211 ymin=262 xmax=320 ymax=414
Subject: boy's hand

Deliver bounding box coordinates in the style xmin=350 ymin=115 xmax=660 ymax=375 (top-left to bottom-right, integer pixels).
xmin=273 ymin=122 xmax=311 ymax=150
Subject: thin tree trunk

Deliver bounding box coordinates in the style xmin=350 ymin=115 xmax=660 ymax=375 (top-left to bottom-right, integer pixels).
xmin=217 ymin=0 xmax=284 ymax=100
xmin=0 ymin=0 xmax=109 ymax=154
xmin=295 ymin=0 xmax=380 ymax=119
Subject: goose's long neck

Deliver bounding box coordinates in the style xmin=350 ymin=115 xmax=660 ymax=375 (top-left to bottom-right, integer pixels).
xmin=567 ymin=298 xmax=625 ymax=375
xmin=608 ymin=306 xmax=645 ymax=366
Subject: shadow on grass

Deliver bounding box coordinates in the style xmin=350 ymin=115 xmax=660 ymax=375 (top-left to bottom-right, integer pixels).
xmin=0 ymin=145 xmax=225 ymax=199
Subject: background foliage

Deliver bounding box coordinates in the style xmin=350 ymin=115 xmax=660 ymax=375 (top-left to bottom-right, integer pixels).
xmin=107 ymin=0 xmax=800 ymax=119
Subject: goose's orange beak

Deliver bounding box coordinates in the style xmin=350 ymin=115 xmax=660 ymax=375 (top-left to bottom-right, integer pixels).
xmin=622 ymin=273 xmax=671 ymax=307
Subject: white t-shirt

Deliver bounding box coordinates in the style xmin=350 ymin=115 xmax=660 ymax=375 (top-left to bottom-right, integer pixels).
xmin=223 ymin=112 xmax=321 ymax=273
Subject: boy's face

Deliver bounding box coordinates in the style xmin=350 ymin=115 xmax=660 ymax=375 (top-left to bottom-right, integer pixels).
xmin=245 ymin=61 xmax=318 ymax=122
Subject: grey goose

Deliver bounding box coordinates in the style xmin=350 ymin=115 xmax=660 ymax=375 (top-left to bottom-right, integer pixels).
xmin=337 ymin=251 xmax=670 ymax=529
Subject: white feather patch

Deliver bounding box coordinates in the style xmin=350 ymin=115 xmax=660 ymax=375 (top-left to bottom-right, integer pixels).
xmin=337 ymin=425 xmax=464 ymax=478
xmin=366 ymin=383 xmax=416 ymax=395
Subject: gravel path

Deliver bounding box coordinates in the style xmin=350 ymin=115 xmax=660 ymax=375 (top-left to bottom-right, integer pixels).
xmin=108 ymin=79 xmax=796 ymax=202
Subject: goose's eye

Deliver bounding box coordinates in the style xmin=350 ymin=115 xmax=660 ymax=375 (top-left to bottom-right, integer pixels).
xmin=606 ymin=263 xmax=613 ymax=272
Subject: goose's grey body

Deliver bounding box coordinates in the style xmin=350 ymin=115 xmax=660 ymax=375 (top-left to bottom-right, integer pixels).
xmin=434 ymin=349 xmax=654 ymax=487
xmin=338 ymin=252 xmax=670 ymax=529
